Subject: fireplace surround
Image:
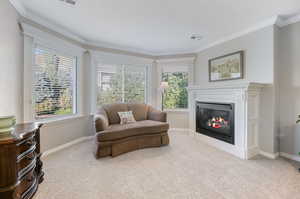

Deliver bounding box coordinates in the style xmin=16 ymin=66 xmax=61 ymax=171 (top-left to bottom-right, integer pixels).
xmin=196 ymin=102 xmax=234 ymax=144
xmin=188 ymin=82 xmax=267 ymax=159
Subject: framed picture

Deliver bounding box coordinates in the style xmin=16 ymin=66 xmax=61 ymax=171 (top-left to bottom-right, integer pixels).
xmin=209 ymin=51 xmax=244 ymax=82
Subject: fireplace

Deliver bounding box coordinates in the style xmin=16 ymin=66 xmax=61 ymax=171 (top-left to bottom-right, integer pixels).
xmin=196 ymin=101 xmax=235 ymax=144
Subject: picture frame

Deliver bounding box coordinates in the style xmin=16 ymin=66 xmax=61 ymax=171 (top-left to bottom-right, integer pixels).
xmin=209 ymin=51 xmax=244 ymax=82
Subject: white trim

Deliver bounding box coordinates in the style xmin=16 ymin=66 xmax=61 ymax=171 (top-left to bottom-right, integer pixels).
xmin=196 ymin=16 xmax=278 ymax=53
xmin=276 ymin=14 xmax=300 ymax=28
xmin=91 ymin=52 xmax=152 ymax=111
xmin=42 ymin=136 xmax=93 ymax=159
xmin=90 ymin=50 xmax=154 ymax=65
xmin=259 ymin=151 xmax=279 ymax=159
xmin=39 ymin=115 xmax=87 ymax=128
xmin=22 ymin=22 xmax=85 ymax=123
xmin=280 ymin=152 xmax=300 ymax=162
xmin=188 ymin=81 xmax=269 ymax=91
xmin=156 ymin=57 xmax=196 ymax=64
xmin=21 ymin=22 xmax=86 ymax=55
xmin=90 ymin=52 xmax=98 ymax=115
xmin=9 ymin=0 xmax=27 ymax=17
xmin=157 ymin=58 xmax=193 ymax=111
xmin=247 ymin=146 xmax=260 ymax=159
xmin=85 ymin=40 xmax=155 ymax=56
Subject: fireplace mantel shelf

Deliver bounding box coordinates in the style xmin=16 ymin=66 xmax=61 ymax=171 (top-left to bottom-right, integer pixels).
xmin=188 ymin=81 xmax=271 ymax=91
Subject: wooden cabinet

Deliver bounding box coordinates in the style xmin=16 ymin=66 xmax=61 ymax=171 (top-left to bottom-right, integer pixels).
xmin=0 ymin=123 xmax=44 ymax=199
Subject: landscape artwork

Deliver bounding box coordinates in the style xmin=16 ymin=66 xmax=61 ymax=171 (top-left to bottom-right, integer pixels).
xmin=209 ymin=51 xmax=244 ymax=82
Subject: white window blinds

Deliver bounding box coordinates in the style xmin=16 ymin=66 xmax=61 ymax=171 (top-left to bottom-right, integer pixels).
xmin=33 ymin=45 xmax=77 ymax=119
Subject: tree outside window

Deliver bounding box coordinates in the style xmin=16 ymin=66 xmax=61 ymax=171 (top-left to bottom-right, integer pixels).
xmin=162 ymin=72 xmax=188 ymax=109
xmin=97 ymin=65 xmax=147 ymax=106
xmin=33 ymin=47 xmax=76 ymax=119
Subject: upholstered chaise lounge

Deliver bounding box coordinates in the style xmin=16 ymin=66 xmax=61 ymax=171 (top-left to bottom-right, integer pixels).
xmin=94 ymin=103 xmax=170 ymax=158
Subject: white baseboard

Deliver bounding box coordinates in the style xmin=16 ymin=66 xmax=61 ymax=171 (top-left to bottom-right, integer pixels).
xmin=280 ymin=152 xmax=300 ymax=162
xmin=42 ymin=136 xmax=93 ymax=159
xmin=259 ymin=151 xmax=279 ymax=159
xmin=247 ymin=146 xmax=260 ymax=159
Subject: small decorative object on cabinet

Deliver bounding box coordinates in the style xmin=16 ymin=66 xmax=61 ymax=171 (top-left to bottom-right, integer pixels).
xmin=0 ymin=115 xmax=16 ymax=136
xmin=0 ymin=122 xmax=44 ymax=199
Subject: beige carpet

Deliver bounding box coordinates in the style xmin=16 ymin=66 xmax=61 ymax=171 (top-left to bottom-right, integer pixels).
xmin=34 ymin=132 xmax=300 ymax=199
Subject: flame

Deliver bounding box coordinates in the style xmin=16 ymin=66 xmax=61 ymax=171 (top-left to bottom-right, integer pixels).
xmin=207 ymin=116 xmax=228 ymax=129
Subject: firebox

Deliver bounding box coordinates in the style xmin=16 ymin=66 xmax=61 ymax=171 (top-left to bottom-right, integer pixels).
xmin=196 ymin=101 xmax=235 ymax=144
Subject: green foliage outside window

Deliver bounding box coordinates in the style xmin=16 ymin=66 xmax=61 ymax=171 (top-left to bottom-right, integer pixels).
xmin=162 ymin=72 xmax=188 ymax=109
xmin=97 ymin=65 xmax=146 ymax=106
xmin=34 ymin=48 xmax=75 ymax=119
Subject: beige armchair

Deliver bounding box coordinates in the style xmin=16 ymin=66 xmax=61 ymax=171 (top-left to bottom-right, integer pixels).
xmin=94 ymin=103 xmax=170 ymax=158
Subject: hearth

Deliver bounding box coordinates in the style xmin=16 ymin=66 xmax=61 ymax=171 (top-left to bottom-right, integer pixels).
xmin=196 ymin=101 xmax=234 ymax=144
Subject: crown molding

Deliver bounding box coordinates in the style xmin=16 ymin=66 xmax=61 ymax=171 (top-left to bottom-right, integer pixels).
xmin=276 ymin=14 xmax=300 ymax=28
xmin=25 ymin=12 xmax=87 ymax=44
xmin=155 ymin=53 xmax=197 ymax=60
xmin=10 ymin=0 xmax=300 ymax=58
xmin=85 ymin=40 xmax=156 ymax=57
xmin=195 ymin=16 xmax=279 ymax=53
xmin=9 ymin=0 xmax=27 ymax=16
xmin=21 ymin=21 xmax=86 ymax=55
xmin=156 ymin=56 xmax=196 ymax=64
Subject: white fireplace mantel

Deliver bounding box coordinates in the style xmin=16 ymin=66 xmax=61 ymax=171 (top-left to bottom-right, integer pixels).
xmin=188 ymin=81 xmax=269 ymax=160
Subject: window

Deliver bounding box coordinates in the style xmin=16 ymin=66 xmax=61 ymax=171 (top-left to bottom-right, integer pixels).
xmin=162 ymin=72 xmax=188 ymax=109
xmin=97 ymin=64 xmax=147 ymax=106
xmin=99 ymin=72 xmax=114 ymax=91
xmin=33 ymin=46 xmax=77 ymax=119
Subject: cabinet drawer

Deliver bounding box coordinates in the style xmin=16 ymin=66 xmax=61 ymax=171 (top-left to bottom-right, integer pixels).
xmin=17 ymin=150 xmax=36 ymax=173
xmin=17 ymin=135 xmax=36 ymax=155
xmin=15 ymin=168 xmax=36 ymax=198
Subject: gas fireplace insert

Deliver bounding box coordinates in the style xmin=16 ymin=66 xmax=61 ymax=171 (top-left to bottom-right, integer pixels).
xmin=196 ymin=101 xmax=235 ymax=144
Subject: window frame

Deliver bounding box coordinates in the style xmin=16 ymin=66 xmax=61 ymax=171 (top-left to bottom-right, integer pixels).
xmin=161 ymin=71 xmax=189 ymax=111
xmin=96 ymin=64 xmax=149 ymax=107
xmin=32 ymin=44 xmax=78 ymax=120
xmin=23 ymin=22 xmax=85 ymax=123
xmin=157 ymin=58 xmax=195 ymax=112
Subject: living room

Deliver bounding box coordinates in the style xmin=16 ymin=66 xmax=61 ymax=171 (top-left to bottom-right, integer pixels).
xmin=1 ymin=0 xmax=300 ymax=198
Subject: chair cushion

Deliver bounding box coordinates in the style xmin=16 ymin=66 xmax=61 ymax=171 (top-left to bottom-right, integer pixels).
xmin=128 ymin=103 xmax=149 ymax=121
xmin=97 ymin=120 xmax=169 ymax=142
xmin=102 ymin=103 xmax=128 ymax=124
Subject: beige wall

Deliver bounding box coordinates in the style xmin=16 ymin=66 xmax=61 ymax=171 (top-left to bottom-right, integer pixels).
xmin=278 ymin=21 xmax=300 ymax=156
xmin=194 ymin=26 xmax=274 ymax=86
xmin=0 ymin=1 xmax=23 ymax=122
xmin=167 ymin=112 xmax=189 ymax=129
xmin=40 ymin=116 xmax=93 ymax=152
xmin=193 ymin=26 xmax=278 ymax=154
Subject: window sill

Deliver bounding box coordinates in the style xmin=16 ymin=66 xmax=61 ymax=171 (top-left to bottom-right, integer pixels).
xmin=37 ymin=115 xmax=88 ymax=128
xmin=164 ymin=109 xmax=189 ymax=113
